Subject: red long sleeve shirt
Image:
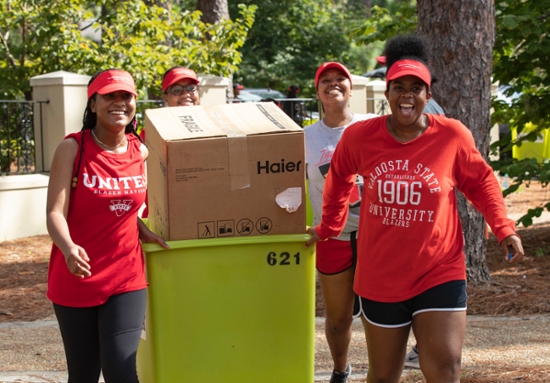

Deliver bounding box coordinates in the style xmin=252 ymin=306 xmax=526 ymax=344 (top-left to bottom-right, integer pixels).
xmin=317 ymin=114 xmax=516 ymax=302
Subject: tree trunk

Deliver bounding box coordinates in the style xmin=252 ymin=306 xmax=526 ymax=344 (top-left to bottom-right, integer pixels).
xmin=416 ymin=0 xmax=495 ymax=282
xmin=196 ymin=0 xmax=229 ymax=24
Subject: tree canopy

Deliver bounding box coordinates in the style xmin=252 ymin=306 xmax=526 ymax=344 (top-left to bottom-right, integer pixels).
xmin=228 ymin=0 xmax=382 ymax=96
xmin=350 ymin=0 xmax=550 ymax=228
xmin=0 ymin=0 xmax=256 ymax=99
xmin=228 ymin=0 xmax=345 ymax=94
xmin=490 ymin=1 xmax=550 ymax=227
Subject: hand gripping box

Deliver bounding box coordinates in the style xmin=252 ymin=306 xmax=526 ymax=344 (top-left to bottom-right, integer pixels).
xmin=144 ymin=102 xmax=306 ymax=240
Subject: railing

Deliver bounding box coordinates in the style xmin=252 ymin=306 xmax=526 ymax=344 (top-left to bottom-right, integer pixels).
xmin=0 ymin=97 xmax=389 ymax=176
xmin=370 ymin=98 xmax=390 ymax=115
xmin=0 ymin=99 xmax=162 ymax=175
xmin=0 ymin=100 xmax=48 ymax=175
xmin=278 ymin=98 xmax=319 ymax=127
xmin=134 ymin=97 xmax=392 ymax=129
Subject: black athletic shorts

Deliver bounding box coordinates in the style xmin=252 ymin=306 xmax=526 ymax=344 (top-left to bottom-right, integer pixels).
xmin=357 ymin=280 xmax=467 ymax=328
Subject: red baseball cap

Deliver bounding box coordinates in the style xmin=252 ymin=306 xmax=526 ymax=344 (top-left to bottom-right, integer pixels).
xmin=375 ymin=56 xmax=387 ymax=65
xmin=233 ymin=83 xmax=244 ymax=90
xmin=87 ymin=70 xmax=137 ymax=99
xmin=162 ymin=67 xmax=199 ymax=92
xmin=315 ymin=62 xmax=352 ymax=88
xmin=386 ymin=59 xmax=431 ymax=88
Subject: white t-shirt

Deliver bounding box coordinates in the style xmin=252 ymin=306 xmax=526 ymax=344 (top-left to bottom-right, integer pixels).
xmin=304 ymin=113 xmax=377 ymax=240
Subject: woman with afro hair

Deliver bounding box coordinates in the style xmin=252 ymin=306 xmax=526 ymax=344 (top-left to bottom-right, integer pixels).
xmin=306 ymin=35 xmax=523 ymax=383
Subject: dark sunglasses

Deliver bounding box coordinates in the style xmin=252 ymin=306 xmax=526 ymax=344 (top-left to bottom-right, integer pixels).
xmin=166 ymin=84 xmax=198 ymax=96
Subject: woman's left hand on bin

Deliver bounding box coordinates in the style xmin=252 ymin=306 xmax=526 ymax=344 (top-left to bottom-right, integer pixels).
xmin=305 ymin=226 xmax=323 ymax=248
xmin=138 ymin=219 xmax=170 ymax=248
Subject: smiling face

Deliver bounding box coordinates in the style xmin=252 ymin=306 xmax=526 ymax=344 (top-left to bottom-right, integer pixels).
xmin=385 ymin=75 xmax=431 ymax=128
xmin=163 ymin=79 xmax=200 ymax=107
xmin=90 ymin=91 xmax=136 ymax=131
xmin=316 ymin=68 xmax=352 ymax=106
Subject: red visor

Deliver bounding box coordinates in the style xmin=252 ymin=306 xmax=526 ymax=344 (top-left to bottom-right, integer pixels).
xmin=375 ymin=56 xmax=387 ymax=65
xmin=386 ymin=59 xmax=431 ymax=88
xmin=315 ymin=62 xmax=352 ymax=89
xmin=87 ymin=70 xmax=137 ymax=99
xmin=162 ymin=68 xmax=199 ymax=92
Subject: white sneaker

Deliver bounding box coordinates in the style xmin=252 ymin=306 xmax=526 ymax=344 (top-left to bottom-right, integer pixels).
xmin=404 ymin=345 xmax=420 ymax=369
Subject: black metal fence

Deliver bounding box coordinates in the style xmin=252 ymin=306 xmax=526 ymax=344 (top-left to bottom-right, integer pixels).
xmin=371 ymin=98 xmax=390 ymax=115
xmin=1 ymin=97 xmax=387 ymax=175
xmin=278 ymin=98 xmax=319 ymax=127
xmin=0 ymin=100 xmax=48 ymax=175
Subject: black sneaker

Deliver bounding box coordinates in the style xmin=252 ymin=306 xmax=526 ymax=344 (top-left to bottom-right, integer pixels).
xmin=329 ymin=363 xmax=351 ymax=383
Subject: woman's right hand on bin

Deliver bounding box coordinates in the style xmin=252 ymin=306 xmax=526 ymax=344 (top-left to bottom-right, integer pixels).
xmin=305 ymin=226 xmax=322 ymax=248
xmin=63 ymin=245 xmax=92 ymax=278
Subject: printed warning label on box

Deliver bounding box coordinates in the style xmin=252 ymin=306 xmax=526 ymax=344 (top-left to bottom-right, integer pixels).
xmin=198 ymin=221 xmax=215 ymax=238
xmin=217 ymin=220 xmax=235 ymax=237
xmin=237 ymin=219 xmax=254 ymax=235
xmin=256 ymin=217 xmax=273 ymax=234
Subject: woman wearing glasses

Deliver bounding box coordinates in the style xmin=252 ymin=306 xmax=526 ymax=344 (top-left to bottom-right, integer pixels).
xmin=161 ymin=66 xmax=201 ymax=107
xmin=138 ymin=66 xmax=201 ymax=219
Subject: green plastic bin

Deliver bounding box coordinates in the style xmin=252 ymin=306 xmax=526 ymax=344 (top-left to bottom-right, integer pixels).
xmin=137 ymin=234 xmax=316 ymax=383
xmin=512 ymin=123 xmax=550 ymax=163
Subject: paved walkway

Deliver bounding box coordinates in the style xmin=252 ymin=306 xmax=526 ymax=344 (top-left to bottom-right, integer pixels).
xmin=1 ymin=315 xmax=550 ymax=382
xmin=1 ymin=210 xmax=548 ymax=382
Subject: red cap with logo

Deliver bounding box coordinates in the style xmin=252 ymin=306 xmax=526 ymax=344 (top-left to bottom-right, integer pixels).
xmin=315 ymin=62 xmax=352 ymax=89
xmin=87 ymin=70 xmax=137 ymax=99
xmin=162 ymin=67 xmax=199 ymax=92
xmin=386 ymin=59 xmax=431 ymax=88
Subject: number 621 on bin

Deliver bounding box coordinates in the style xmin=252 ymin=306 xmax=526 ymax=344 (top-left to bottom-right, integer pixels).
xmin=266 ymin=251 xmax=301 ymax=266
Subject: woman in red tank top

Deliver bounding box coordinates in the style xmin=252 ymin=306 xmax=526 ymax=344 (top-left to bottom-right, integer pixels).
xmin=46 ymin=69 xmax=168 ymax=383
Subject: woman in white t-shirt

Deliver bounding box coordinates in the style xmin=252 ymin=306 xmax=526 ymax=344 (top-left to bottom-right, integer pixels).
xmin=304 ymin=62 xmax=377 ymax=383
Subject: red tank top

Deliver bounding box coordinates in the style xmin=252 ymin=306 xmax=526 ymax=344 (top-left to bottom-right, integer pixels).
xmin=47 ymin=130 xmax=147 ymax=307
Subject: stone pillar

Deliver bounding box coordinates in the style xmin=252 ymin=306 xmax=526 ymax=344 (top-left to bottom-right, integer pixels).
xmin=30 ymin=71 xmax=91 ymax=172
xmin=198 ymin=75 xmax=230 ymax=106
xmin=366 ymin=79 xmax=389 ymax=115
xmin=316 ymin=74 xmax=374 ymax=120
xmin=348 ymin=74 xmax=369 ymax=114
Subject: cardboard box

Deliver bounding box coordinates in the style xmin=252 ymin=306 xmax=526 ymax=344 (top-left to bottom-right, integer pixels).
xmin=145 ymin=102 xmax=305 ymax=240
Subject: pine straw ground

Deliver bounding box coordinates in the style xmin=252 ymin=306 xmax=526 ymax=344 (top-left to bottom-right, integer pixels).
xmin=0 ymin=183 xmax=550 ymax=382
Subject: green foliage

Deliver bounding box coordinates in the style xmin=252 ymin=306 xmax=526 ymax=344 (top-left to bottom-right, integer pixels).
xmin=349 ymin=0 xmax=550 ymax=228
xmin=490 ymin=1 xmax=550 ymax=227
xmin=535 ymin=246 xmax=549 ymax=257
xmin=349 ymin=3 xmax=417 ymax=47
xmin=0 ymin=0 xmax=95 ymax=98
xmin=229 ymin=0 xmax=353 ymax=96
xmin=0 ymin=0 xmax=256 ymax=99
xmin=346 ymin=1 xmax=417 ymax=74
